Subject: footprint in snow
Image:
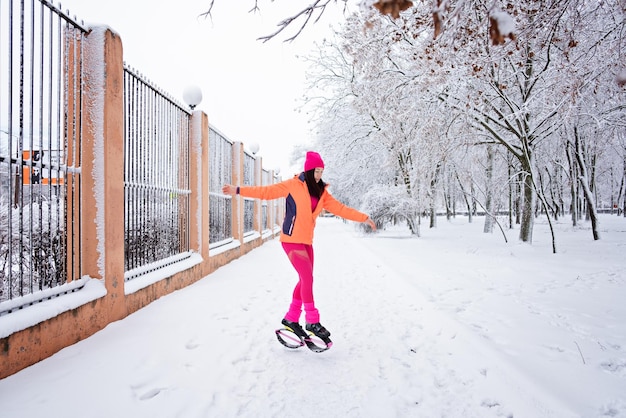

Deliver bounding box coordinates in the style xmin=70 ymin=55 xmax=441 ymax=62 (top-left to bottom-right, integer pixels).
xmin=139 ymin=387 xmax=165 ymax=400
xmin=600 ymin=359 xmax=626 ymax=376
xmin=186 ymin=340 xmax=200 ymax=350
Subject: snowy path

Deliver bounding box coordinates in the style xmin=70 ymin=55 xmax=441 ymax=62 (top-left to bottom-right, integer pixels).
xmin=1 ymin=217 xmax=623 ymax=417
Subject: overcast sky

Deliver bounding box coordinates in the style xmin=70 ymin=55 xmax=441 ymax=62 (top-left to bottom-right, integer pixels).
xmin=58 ymin=0 xmax=355 ymax=176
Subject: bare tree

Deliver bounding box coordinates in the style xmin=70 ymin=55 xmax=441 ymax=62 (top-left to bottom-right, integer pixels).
xmin=200 ymin=0 xmax=350 ymax=42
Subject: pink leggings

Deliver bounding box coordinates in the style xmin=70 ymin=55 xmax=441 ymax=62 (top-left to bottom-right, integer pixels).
xmin=282 ymin=242 xmax=320 ymax=324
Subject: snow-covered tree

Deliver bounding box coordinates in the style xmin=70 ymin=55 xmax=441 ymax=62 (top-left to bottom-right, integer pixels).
xmin=298 ymin=1 xmax=623 ymax=249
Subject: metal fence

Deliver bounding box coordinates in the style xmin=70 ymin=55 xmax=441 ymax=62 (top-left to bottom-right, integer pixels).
xmin=275 ymin=174 xmax=282 ymax=228
xmin=261 ymin=168 xmax=271 ymax=231
xmin=123 ymin=66 xmax=192 ymax=279
xmin=0 ymin=0 xmax=86 ymax=308
xmin=208 ymin=127 xmax=233 ymax=248
xmin=0 ymin=0 xmax=282 ymax=316
xmin=243 ymin=151 xmax=256 ymax=236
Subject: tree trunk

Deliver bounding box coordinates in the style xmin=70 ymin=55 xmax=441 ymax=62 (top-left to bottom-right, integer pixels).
xmin=623 ymin=153 xmax=626 ymax=217
xmin=455 ymin=171 xmax=473 ymax=223
xmin=415 ymin=213 xmax=422 ymax=237
xmin=566 ymin=141 xmax=578 ymax=226
xmin=441 ymin=170 xmax=451 ymax=220
xmin=519 ymin=142 xmax=537 ymax=244
xmin=574 ymin=130 xmax=600 ymax=240
xmin=515 ymin=172 xmax=522 ymax=225
xmin=406 ymin=216 xmax=419 ymax=236
xmin=519 ymin=161 xmax=536 ymax=243
xmin=483 ymin=145 xmax=494 ymax=233
xmin=508 ymin=159 xmax=514 ymax=229
xmin=429 ymin=207 xmax=436 ymax=228
xmin=617 ymin=172 xmax=624 ymax=216
xmin=429 ymin=161 xmax=442 ymax=228
xmin=471 ymin=182 xmax=477 ymax=218
xmin=556 ymin=160 xmax=565 ymax=218
xmin=610 ymin=166 xmax=615 ymax=215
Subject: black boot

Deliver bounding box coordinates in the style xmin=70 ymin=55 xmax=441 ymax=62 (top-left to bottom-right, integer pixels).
xmin=281 ymin=318 xmax=308 ymax=340
xmin=306 ymin=322 xmax=331 ymax=338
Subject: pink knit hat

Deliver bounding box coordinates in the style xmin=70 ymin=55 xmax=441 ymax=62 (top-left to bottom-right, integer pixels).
xmin=304 ymin=151 xmax=325 ymax=172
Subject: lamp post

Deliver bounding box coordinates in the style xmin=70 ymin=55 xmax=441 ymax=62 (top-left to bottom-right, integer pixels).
xmin=183 ymin=86 xmax=202 ymax=110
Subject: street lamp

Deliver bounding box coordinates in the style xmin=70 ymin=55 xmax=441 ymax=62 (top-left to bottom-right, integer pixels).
xmin=183 ymin=86 xmax=202 ymax=110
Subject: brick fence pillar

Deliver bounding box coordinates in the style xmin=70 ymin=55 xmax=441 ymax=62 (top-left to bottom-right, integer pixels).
xmin=189 ymin=111 xmax=210 ymax=262
xmin=81 ymin=27 xmax=126 ymax=321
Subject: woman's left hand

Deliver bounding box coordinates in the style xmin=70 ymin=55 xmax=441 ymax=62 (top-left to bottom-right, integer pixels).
xmin=364 ymin=217 xmax=377 ymax=231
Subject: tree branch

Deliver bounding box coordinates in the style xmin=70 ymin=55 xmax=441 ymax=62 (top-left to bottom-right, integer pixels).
xmin=201 ymin=0 xmax=348 ymax=43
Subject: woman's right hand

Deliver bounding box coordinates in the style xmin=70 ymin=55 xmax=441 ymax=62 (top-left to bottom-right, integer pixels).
xmin=222 ymin=184 xmax=237 ymax=196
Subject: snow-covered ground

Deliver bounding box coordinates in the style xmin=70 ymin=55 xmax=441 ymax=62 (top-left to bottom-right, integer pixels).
xmin=1 ymin=214 xmax=624 ymax=417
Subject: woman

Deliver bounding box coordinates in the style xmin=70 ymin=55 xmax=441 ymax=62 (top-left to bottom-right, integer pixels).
xmin=222 ymin=151 xmax=376 ymax=341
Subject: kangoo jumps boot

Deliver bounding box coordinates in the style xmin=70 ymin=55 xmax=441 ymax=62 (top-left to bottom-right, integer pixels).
xmin=281 ymin=318 xmax=308 ymax=340
xmin=306 ymin=322 xmax=331 ymax=339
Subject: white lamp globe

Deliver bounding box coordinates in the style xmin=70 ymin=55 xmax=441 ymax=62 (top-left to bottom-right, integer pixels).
xmin=183 ymin=86 xmax=202 ymax=109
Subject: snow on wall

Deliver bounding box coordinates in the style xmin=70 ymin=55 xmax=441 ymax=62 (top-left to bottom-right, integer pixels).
xmin=191 ymin=111 xmax=203 ymax=253
xmin=83 ymin=25 xmax=107 ymax=279
xmin=0 ymin=277 xmax=106 ymax=339
xmin=124 ymin=252 xmax=203 ymax=295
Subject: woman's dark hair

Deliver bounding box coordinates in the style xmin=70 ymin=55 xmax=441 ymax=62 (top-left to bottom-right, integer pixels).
xmin=304 ymin=169 xmax=325 ymax=198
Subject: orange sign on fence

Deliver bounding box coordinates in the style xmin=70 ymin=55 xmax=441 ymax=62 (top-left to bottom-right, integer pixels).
xmin=21 ymin=150 xmax=65 ymax=185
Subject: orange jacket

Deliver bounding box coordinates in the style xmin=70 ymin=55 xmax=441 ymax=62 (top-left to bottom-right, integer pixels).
xmin=238 ymin=173 xmax=368 ymax=244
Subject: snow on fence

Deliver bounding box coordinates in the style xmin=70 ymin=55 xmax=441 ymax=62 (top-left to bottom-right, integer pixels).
xmin=122 ymin=66 xmax=192 ymax=277
xmin=208 ymin=127 xmax=233 ymax=249
xmin=243 ymin=151 xmax=256 ymax=238
xmin=261 ymin=168 xmax=271 ymax=232
xmin=0 ymin=0 xmax=86 ymax=309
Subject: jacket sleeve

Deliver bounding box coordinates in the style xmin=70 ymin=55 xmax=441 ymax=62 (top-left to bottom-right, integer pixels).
xmin=321 ymin=191 xmax=368 ymax=223
xmin=238 ymin=179 xmax=293 ymax=201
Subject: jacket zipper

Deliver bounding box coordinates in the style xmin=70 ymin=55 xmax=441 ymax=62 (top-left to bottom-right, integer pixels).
xmin=287 ymin=215 xmax=295 ymax=235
